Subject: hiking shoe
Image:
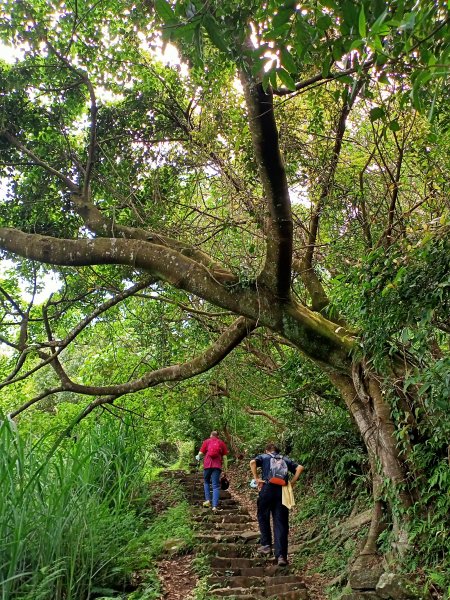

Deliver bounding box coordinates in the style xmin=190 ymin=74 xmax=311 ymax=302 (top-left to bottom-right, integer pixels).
xmin=257 ymin=545 xmax=272 ymax=555
xmin=212 ymin=507 xmax=221 ymax=513
xmin=202 ymin=500 xmax=211 ymax=508
xmin=277 ymin=556 xmax=288 ymax=566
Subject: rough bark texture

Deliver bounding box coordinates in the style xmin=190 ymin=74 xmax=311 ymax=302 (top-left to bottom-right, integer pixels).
xmin=329 ymin=370 xmax=413 ymax=557
xmin=0 ymin=228 xmax=354 ymax=370
xmin=361 ymin=464 xmax=386 ymax=557
xmin=241 ymin=75 xmax=293 ymax=299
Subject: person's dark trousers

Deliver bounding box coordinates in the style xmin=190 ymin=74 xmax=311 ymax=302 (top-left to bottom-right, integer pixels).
xmin=257 ymin=483 xmax=289 ymax=558
xmin=203 ymin=467 xmax=221 ymax=507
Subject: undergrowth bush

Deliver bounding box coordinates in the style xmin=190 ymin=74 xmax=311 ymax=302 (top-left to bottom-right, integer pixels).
xmin=291 ymin=402 xmax=369 ymax=498
xmin=330 ymin=226 xmax=450 ymax=595
xmin=124 ymin=501 xmax=194 ymax=562
xmin=0 ymin=413 xmax=149 ymax=600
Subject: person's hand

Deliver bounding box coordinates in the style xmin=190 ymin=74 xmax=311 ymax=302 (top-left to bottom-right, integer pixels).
xmin=195 ymin=453 xmax=201 ymax=462
xmin=256 ymin=478 xmax=265 ymax=490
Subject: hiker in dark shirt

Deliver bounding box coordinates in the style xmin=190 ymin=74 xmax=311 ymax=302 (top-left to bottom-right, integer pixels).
xmin=250 ymin=442 xmax=304 ymax=566
xmin=196 ymin=431 xmax=228 ymax=512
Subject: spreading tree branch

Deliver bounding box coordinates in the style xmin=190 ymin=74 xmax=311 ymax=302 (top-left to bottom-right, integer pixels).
xmin=10 ymin=316 xmax=256 ymax=404
xmin=10 ymin=387 xmax=65 ymax=418
xmin=300 ymin=78 xmax=364 ymax=312
xmin=0 ymin=278 xmax=154 ymax=390
xmin=68 ymin=194 xmax=228 ymax=273
xmin=245 ymin=406 xmax=284 ymax=428
xmin=241 ymin=71 xmax=293 ymax=299
xmin=0 ymin=228 xmax=355 ymax=370
xmin=1 ymin=132 xmax=79 ymax=193
xmin=273 ymin=60 xmax=375 ymax=97
xmin=0 ymin=228 xmax=239 ymax=295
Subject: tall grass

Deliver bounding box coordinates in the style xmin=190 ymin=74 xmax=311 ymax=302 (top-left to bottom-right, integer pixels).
xmin=0 ymin=414 xmax=149 ymax=600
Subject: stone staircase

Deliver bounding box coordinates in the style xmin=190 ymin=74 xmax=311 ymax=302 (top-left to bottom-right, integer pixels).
xmin=163 ymin=470 xmax=309 ymax=600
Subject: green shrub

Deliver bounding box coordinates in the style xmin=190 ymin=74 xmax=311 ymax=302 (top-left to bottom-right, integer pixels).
xmin=0 ymin=414 xmax=149 ymax=600
xmin=138 ymin=502 xmax=194 ymax=559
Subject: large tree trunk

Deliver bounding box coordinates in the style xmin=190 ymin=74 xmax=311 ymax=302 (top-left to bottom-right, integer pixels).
xmin=329 ymin=368 xmax=413 ymax=557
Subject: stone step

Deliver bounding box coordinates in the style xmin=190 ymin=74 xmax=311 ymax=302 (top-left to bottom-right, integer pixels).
xmin=186 ymin=481 xmax=309 ymax=599
xmin=192 ymin=490 xmax=232 ymax=500
xmin=211 ymin=557 xmax=264 ymax=569
xmin=193 ymin=514 xmax=253 ymax=524
xmin=210 ymin=586 xmax=265 ymax=597
xmin=192 ymin=507 xmax=244 ymax=515
xmin=213 ymin=566 xmax=266 ymax=577
xmin=195 ymin=530 xmax=259 ymax=544
xmin=265 ymin=575 xmax=301 ymax=585
xmin=212 ymin=565 xmax=284 ymax=578
xmin=267 ymin=592 xmax=309 ymax=600
xmin=192 ymin=510 xmax=256 ymax=530
xmin=211 ymin=592 xmax=308 ymax=600
xmin=191 ymin=502 xmax=239 ymax=509
xmin=206 ymin=543 xmax=255 ymax=558
xmin=210 ymin=522 xmax=254 ymax=532
xmin=213 ymin=596 xmax=260 ymax=600
xmin=181 ymin=481 xmax=202 ymax=488
xmin=191 ymin=502 xmax=240 ymax=512
xmin=196 ymin=533 xmax=234 ymax=544
xmin=209 ymin=576 xmax=262 ymax=588
xmin=209 ymin=575 xmax=300 ymax=589
xmin=238 ymin=530 xmax=260 ymax=542
xmin=191 ymin=498 xmax=232 ymax=504
xmin=265 ymin=581 xmax=308 ymax=598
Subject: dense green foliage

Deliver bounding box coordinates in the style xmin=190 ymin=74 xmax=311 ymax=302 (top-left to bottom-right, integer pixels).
xmin=158 ymin=0 xmax=449 ymax=115
xmin=0 ymin=0 xmax=449 ymax=598
xmin=0 ymin=414 xmax=195 ymax=600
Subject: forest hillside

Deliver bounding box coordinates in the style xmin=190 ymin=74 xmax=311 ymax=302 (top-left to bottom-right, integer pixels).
xmin=0 ymin=0 xmax=449 ymax=598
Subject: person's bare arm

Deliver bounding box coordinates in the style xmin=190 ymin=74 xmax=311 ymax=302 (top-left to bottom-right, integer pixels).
xmin=290 ymin=464 xmax=304 ymax=485
xmin=250 ymin=459 xmax=265 ymax=489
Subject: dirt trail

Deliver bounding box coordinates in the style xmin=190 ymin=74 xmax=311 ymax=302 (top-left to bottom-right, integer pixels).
xmin=157 ymin=554 xmax=196 ymax=600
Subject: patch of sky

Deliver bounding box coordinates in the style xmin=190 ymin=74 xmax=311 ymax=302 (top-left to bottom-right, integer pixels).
xmin=0 ymin=42 xmax=26 ymax=63
xmin=0 ymin=260 xmax=61 ymax=304
xmin=289 ymin=184 xmax=311 ymax=207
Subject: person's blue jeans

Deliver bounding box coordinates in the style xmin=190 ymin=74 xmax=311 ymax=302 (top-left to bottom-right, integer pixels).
xmin=257 ymin=483 xmax=289 ymax=559
xmin=203 ymin=468 xmax=221 ymax=507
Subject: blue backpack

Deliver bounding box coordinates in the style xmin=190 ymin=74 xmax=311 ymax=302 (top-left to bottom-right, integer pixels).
xmin=268 ymin=454 xmax=288 ymax=486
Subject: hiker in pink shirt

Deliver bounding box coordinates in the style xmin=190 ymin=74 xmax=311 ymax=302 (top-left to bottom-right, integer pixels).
xmin=196 ymin=431 xmax=228 ymax=511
